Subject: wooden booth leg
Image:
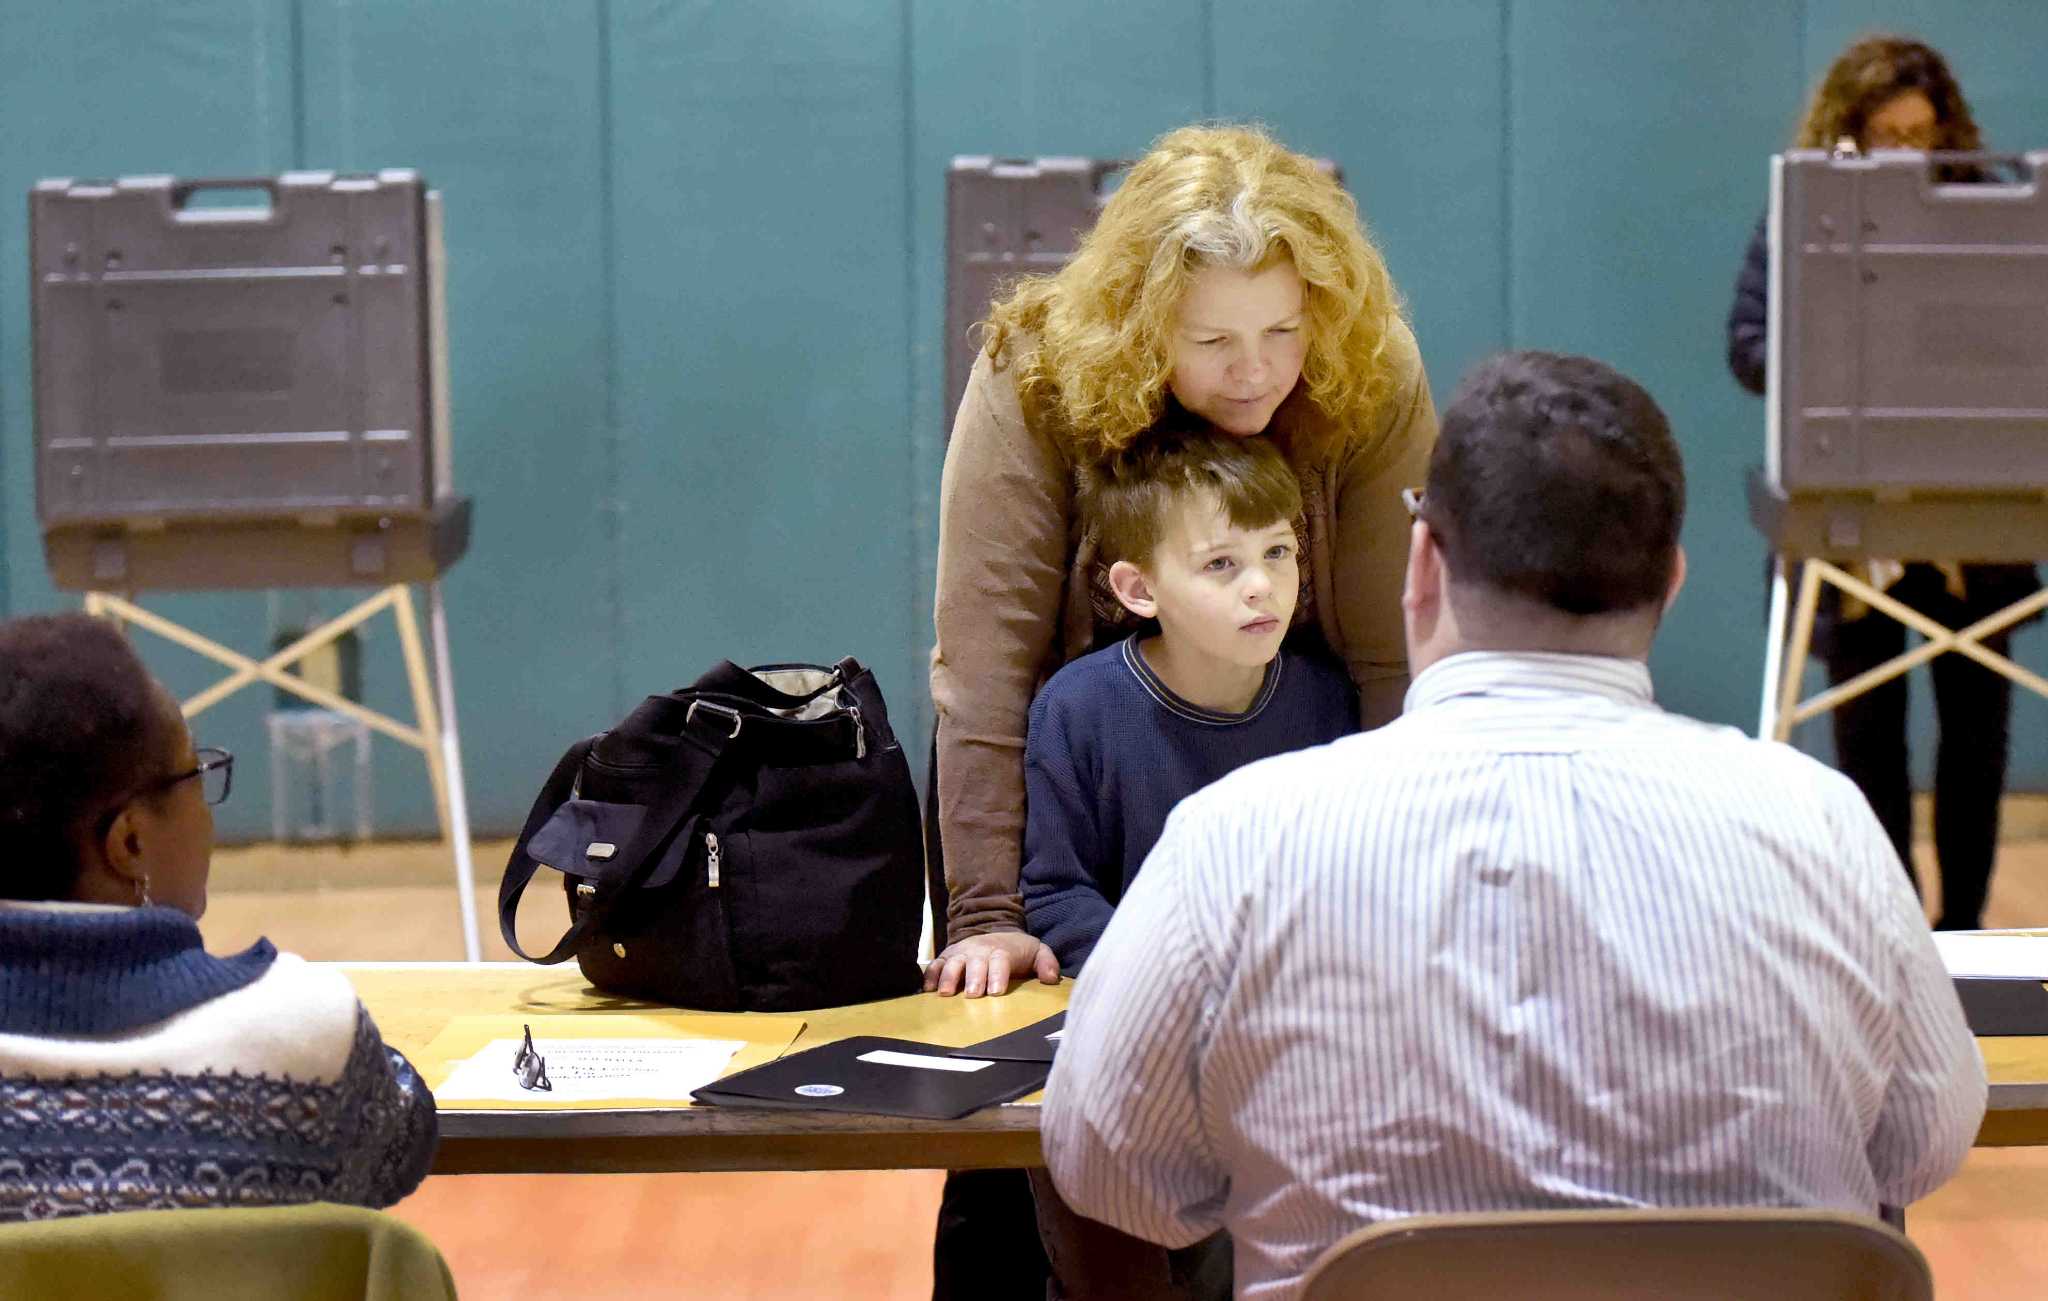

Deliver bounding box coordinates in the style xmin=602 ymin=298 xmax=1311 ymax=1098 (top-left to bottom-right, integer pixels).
xmin=1772 ymin=559 xmax=1823 ymax=743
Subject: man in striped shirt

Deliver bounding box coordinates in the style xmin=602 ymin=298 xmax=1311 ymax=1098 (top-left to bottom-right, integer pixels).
xmin=1040 ymin=350 xmax=1986 ymax=1300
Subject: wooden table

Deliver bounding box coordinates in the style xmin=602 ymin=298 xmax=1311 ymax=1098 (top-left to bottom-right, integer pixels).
xmin=342 ymin=962 xmax=1067 ymax=1175
xmin=341 ymin=961 xmax=2048 ymax=1175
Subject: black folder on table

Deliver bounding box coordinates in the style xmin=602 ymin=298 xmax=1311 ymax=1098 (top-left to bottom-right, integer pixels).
xmin=947 ymin=1011 xmax=1066 ymax=1063
xmin=1953 ymin=976 xmax=2048 ymax=1036
xmin=690 ymin=1036 xmax=1051 ymax=1120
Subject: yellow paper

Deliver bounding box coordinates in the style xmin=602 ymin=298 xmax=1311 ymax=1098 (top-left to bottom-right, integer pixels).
xmin=421 ymin=1012 xmax=804 ymax=1110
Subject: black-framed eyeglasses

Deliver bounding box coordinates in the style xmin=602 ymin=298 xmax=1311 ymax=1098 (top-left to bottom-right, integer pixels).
xmin=513 ymin=1024 xmax=552 ymax=1092
xmin=1401 ymin=487 xmax=1425 ymax=520
xmin=146 ymin=747 xmax=235 ymax=807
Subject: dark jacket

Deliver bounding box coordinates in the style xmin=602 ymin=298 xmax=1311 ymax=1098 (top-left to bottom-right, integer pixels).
xmin=1726 ymin=214 xmax=1769 ymax=397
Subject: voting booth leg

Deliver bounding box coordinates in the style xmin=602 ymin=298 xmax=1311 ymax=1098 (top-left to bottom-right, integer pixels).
xmin=85 ymin=586 xmax=484 ymax=962
xmin=391 ymin=584 xmax=483 ymax=963
xmin=430 ymin=583 xmax=481 ymax=962
xmin=1766 ymin=560 xmax=1825 ymax=743
xmin=1759 ymin=558 xmax=2048 ymax=743
xmin=1758 ymin=555 xmax=1793 ymax=739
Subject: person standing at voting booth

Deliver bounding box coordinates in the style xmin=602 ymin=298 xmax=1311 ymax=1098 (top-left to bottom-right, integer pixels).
xmin=925 ymin=124 xmax=1436 ymax=1299
xmin=1725 ymin=33 xmax=2041 ymax=930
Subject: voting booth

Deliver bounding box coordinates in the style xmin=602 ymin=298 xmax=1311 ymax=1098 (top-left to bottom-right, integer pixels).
xmin=1752 ymin=148 xmax=2048 ymax=741
xmin=29 ymin=170 xmax=482 ymax=959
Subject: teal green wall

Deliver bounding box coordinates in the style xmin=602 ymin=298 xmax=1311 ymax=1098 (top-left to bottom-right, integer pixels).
xmin=3 ymin=2 xmax=2045 ymax=839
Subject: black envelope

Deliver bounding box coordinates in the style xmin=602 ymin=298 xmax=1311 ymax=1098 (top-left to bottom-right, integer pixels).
xmin=691 ymin=1035 xmax=1051 ymax=1120
xmin=1954 ymin=976 xmax=2048 ymax=1036
xmin=948 ymin=1011 xmax=1066 ymax=1063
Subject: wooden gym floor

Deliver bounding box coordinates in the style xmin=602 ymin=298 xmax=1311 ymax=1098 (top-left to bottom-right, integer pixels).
xmin=198 ymin=825 xmax=2048 ymax=1300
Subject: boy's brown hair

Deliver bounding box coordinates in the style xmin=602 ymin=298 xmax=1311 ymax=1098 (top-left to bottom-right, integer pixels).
xmin=1082 ymin=429 xmax=1302 ymax=570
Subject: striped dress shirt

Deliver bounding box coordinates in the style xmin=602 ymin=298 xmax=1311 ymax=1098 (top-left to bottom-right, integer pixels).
xmin=1041 ymin=651 xmax=1986 ymax=1301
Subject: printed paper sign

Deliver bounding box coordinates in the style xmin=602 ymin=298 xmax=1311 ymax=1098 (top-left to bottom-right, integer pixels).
xmin=437 ymin=1036 xmax=744 ymax=1105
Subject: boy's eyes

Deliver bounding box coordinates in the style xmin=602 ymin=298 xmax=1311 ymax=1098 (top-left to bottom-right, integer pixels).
xmin=1202 ymin=545 xmax=1291 ymax=572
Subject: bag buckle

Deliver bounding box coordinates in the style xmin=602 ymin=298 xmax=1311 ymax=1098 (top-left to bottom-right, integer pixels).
xmin=685 ymin=699 xmax=744 ymax=740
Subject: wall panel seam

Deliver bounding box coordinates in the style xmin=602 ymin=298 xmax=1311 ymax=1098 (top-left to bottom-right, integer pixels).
xmin=903 ymin=0 xmax=933 ymax=765
xmin=1499 ymin=0 xmax=1514 ymax=346
xmin=289 ymin=0 xmax=307 ymax=166
xmin=597 ymin=0 xmax=625 ymax=715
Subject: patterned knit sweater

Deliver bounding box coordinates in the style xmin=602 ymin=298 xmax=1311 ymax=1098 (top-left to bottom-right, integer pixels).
xmin=0 ymin=901 xmax=437 ymax=1221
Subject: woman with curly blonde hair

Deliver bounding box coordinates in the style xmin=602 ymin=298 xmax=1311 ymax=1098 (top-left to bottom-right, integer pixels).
xmin=1724 ymin=34 xmax=2039 ymax=931
xmin=927 ymin=123 xmax=1436 ymax=1002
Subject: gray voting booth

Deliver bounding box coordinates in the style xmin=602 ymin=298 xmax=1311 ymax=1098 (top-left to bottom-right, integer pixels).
xmin=30 ymin=171 xmax=482 ymax=959
xmin=1752 ymin=148 xmax=2048 ymax=741
xmin=944 ymin=154 xmax=1342 ymax=433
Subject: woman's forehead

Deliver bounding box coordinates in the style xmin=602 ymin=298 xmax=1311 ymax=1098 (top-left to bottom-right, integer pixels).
xmin=1176 ymin=261 xmax=1304 ymax=327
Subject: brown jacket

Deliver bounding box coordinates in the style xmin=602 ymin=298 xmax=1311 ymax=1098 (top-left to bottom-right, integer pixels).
xmin=931 ymin=319 xmax=1438 ymax=938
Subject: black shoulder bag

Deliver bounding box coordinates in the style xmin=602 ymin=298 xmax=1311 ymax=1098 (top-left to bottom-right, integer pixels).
xmin=498 ymin=657 xmax=925 ymax=1011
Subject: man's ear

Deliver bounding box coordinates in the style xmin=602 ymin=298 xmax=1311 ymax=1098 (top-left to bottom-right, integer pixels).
xmin=1108 ymin=559 xmax=1159 ymax=619
xmin=1401 ymin=520 xmax=1443 ymax=621
xmin=1662 ymin=545 xmax=1688 ymax=614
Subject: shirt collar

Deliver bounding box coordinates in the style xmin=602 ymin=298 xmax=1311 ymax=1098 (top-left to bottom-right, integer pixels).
xmin=1403 ymin=651 xmax=1654 ymax=715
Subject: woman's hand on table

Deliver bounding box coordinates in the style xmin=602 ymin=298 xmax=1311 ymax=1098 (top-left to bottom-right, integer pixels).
xmin=924 ymin=931 xmax=1060 ymax=998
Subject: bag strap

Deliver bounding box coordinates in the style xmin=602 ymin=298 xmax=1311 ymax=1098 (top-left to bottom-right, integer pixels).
xmin=497 ymin=721 xmax=742 ymax=964
xmin=497 ymin=736 xmax=598 ymax=963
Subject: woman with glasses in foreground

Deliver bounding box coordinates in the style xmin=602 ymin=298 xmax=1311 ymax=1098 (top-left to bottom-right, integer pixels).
xmin=0 ymin=612 xmax=437 ymax=1221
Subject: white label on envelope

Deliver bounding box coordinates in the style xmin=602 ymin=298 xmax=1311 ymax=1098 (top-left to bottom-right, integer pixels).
xmin=859 ymin=1049 xmax=994 ymax=1073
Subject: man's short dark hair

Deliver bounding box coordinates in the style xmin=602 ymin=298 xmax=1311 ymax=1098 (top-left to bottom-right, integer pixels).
xmin=0 ymin=612 xmax=172 ymax=901
xmin=1421 ymin=351 xmax=1685 ymax=616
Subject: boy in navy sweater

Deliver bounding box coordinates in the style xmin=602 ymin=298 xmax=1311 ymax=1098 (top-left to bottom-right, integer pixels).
xmin=1022 ymin=430 xmax=1357 ymax=974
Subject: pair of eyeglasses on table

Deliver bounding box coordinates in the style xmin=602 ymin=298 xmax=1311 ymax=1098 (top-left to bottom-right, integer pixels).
xmin=513 ymin=1024 xmax=552 ymax=1092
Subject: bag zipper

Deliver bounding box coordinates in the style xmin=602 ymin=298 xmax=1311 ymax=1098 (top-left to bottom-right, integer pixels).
xmin=705 ymin=831 xmax=722 ymax=888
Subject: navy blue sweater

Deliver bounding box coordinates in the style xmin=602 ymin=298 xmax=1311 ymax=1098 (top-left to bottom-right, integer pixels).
xmin=1021 ymin=636 xmax=1356 ymax=972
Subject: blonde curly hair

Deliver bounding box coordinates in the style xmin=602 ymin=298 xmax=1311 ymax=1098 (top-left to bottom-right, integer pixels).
xmin=981 ymin=123 xmax=1405 ymax=464
xmin=1794 ymin=33 xmax=1981 ymax=153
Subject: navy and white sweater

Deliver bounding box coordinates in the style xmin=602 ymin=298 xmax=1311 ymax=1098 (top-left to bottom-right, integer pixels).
xmin=1021 ymin=635 xmax=1357 ymax=973
xmin=0 ymin=901 xmax=437 ymax=1222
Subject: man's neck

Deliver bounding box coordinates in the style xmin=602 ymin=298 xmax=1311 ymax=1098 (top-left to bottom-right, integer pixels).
xmin=1411 ymin=599 xmax=1658 ymax=677
xmin=1139 ymin=635 xmax=1270 ymax=714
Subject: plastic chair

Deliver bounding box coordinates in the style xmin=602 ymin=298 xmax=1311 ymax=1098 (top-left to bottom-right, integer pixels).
xmin=0 ymin=1202 xmax=457 ymax=1301
xmin=1298 ymin=1208 xmax=1930 ymax=1301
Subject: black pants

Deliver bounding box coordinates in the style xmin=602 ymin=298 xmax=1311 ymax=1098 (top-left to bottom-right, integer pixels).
xmin=1822 ymin=567 xmax=2014 ymax=930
